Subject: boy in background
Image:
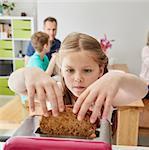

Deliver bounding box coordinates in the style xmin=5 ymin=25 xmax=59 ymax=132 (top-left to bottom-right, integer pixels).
xmin=21 ymin=31 xmax=50 ymax=105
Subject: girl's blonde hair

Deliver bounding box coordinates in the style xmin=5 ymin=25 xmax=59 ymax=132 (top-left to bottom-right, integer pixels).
xmin=57 ymin=32 xmax=108 ymax=74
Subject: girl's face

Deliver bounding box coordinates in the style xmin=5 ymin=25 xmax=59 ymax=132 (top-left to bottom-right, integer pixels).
xmin=61 ymin=51 xmax=104 ymax=98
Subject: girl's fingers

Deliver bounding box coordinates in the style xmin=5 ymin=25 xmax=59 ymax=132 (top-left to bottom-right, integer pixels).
xmin=73 ymin=89 xmax=89 ymax=114
xmin=44 ymin=83 xmax=59 ymax=117
xmin=27 ymin=84 xmax=35 ymax=112
xmin=36 ymin=86 xmax=48 ymax=116
xmin=77 ymin=91 xmax=97 ymax=121
xmin=53 ymin=82 xmax=64 ymax=112
xmin=90 ymin=95 xmax=105 ymax=123
xmin=102 ymin=96 xmax=112 ymax=119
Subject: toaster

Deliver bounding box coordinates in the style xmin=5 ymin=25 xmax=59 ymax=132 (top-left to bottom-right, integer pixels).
xmin=3 ymin=116 xmax=112 ymax=150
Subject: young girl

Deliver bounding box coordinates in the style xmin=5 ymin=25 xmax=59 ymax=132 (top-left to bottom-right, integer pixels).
xmin=8 ymin=32 xmax=147 ymax=124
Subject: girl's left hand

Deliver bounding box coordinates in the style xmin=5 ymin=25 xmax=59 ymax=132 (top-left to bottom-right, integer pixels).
xmin=73 ymin=71 xmax=121 ymax=123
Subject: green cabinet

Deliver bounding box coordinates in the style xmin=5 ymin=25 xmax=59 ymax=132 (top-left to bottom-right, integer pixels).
xmin=0 ymin=87 xmax=15 ymax=95
xmin=0 ymin=50 xmax=13 ymax=57
xmin=0 ymin=40 xmax=13 ymax=57
xmin=13 ymin=30 xmax=31 ymax=39
xmin=0 ymin=78 xmax=14 ymax=95
xmin=12 ymin=19 xmax=32 ymax=39
xmin=0 ymin=16 xmax=34 ymax=96
xmin=0 ymin=78 xmax=8 ymax=87
xmin=15 ymin=59 xmax=24 ymax=70
xmin=0 ymin=40 xmax=12 ymax=49
xmin=12 ymin=20 xmax=31 ymax=29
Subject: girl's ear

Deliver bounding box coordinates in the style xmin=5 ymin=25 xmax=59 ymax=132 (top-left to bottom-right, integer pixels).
xmin=98 ymin=65 xmax=105 ymax=78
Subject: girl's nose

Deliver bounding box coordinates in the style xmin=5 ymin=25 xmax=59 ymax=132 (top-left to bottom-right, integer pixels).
xmin=74 ymin=78 xmax=82 ymax=82
xmin=74 ymin=73 xmax=83 ymax=82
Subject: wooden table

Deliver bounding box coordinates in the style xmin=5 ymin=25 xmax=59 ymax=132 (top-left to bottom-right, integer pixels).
xmin=108 ymin=64 xmax=145 ymax=146
xmin=108 ymin=64 xmax=129 ymax=73
xmin=116 ymin=100 xmax=144 ymax=146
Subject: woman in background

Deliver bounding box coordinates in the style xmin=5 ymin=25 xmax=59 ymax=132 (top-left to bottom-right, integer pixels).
xmin=140 ymin=32 xmax=149 ymax=99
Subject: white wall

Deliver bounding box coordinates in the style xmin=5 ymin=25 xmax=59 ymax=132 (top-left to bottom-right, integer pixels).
xmin=37 ymin=0 xmax=149 ymax=75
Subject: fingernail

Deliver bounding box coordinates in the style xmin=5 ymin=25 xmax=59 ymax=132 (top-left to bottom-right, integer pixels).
xmin=44 ymin=113 xmax=49 ymax=117
xmin=90 ymin=118 xmax=95 ymax=124
xmin=53 ymin=112 xmax=58 ymax=117
xmin=73 ymin=108 xmax=77 ymax=114
xmin=59 ymin=107 xmax=64 ymax=112
xmin=77 ymin=115 xmax=82 ymax=121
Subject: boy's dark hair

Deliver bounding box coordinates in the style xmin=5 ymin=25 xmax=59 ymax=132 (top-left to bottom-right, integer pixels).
xmin=43 ymin=17 xmax=57 ymax=26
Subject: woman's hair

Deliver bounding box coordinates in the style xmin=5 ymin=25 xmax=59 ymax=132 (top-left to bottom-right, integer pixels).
xmin=57 ymin=32 xmax=108 ymax=74
xmin=147 ymin=32 xmax=149 ymax=46
xmin=31 ymin=31 xmax=49 ymax=53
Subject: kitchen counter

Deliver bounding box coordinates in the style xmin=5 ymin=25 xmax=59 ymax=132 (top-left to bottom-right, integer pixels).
xmin=112 ymin=145 xmax=149 ymax=150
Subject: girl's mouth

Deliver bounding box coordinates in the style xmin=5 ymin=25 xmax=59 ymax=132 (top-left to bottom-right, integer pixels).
xmin=73 ymin=86 xmax=85 ymax=92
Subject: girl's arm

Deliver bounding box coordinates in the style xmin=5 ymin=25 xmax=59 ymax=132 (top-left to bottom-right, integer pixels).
xmin=73 ymin=70 xmax=148 ymax=123
xmin=46 ymin=53 xmax=57 ymax=76
xmin=109 ymin=71 xmax=147 ymax=105
xmin=8 ymin=67 xmax=26 ymax=95
xmin=8 ymin=67 xmax=64 ymax=116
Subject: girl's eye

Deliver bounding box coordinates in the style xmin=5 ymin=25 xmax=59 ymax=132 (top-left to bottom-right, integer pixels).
xmin=84 ymin=69 xmax=92 ymax=73
xmin=66 ymin=69 xmax=74 ymax=73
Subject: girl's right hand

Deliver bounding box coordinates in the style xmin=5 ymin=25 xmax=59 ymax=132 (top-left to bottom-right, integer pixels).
xmin=9 ymin=67 xmax=64 ymax=117
xmin=24 ymin=67 xmax=64 ymax=117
